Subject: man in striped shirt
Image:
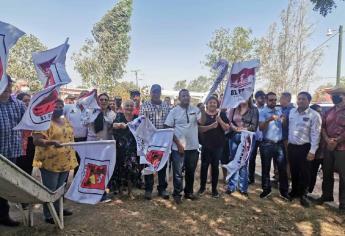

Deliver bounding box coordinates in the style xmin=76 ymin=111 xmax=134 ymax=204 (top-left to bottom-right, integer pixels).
xmin=287 ymin=91 xmax=322 ymax=207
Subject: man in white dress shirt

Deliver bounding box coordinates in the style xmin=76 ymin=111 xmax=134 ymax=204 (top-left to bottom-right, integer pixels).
xmin=287 ymin=91 xmax=322 ymax=207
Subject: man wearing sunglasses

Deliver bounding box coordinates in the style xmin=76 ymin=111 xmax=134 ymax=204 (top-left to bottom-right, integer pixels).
xmin=259 ymin=92 xmax=289 ymax=200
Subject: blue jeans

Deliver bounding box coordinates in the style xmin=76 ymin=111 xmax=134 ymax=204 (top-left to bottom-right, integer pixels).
xmin=260 ymin=142 xmax=288 ymax=194
xmin=40 ymin=169 xmax=69 ymax=220
xmin=227 ymin=133 xmax=249 ymax=193
xmin=171 ymin=150 xmax=199 ymax=197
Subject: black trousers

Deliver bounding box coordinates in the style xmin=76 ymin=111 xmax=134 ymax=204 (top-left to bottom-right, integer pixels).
xmin=288 ymin=143 xmax=311 ymax=197
xmin=200 ymin=146 xmax=222 ymax=192
xmin=248 ymin=141 xmax=261 ymax=182
xmin=73 ymin=137 xmax=87 ymax=176
xmin=309 ymin=158 xmax=323 ymax=193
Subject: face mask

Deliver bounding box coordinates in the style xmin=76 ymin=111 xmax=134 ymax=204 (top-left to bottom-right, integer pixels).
xmin=332 ymin=95 xmax=343 ymax=105
xmin=52 ymin=108 xmax=63 ymax=118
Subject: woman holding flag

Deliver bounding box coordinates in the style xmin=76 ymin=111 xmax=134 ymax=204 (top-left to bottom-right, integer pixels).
xmin=226 ymin=98 xmax=258 ymax=196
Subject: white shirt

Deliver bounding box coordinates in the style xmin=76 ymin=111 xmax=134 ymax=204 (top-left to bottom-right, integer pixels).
xmin=288 ymin=107 xmax=322 ymax=154
xmin=164 ymin=105 xmax=201 ymax=151
xmin=87 ymin=110 xmax=116 ymax=141
xmin=64 ymin=104 xmax=88 ymax=138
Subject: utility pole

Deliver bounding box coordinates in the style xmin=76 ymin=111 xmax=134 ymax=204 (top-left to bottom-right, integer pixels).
xmin=336 ymin=25 xmax=343 ymax=86
xmin=131 ymin=69 xmax=141 ymax=88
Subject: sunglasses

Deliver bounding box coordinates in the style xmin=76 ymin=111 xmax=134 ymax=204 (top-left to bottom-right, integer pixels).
xmin=99 ymin=98 xmax=109 ymax=102
xmin=268 ymin=99 xmax=277 ymax=102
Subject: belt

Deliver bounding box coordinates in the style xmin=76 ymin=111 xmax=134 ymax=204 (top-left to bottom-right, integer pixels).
xmin=74 ymin=137 xmax=87 ymax=142
xmin=262 ymin=139 xmax=282 ymax=144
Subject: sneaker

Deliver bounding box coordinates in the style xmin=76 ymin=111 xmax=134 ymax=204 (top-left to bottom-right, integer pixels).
xmin=63 ymin=209 xmax=73 ymax=216
xmin=158 ymin=190 xmax=170 ymax=199
xmin=144 ymin=191 xmax=152 ymax=200
xmin=173 ymin=196 xmax=182 ymax=204
xmin=184 ymin=194 xmax=198 ymax=200
xmin=0 ymin=217 xmax=20 ymax=227
xmin=212 ymin=191 xmax=220 ymax=198
xmin=260 ymin=190 xmax=272 ymax=199
xmin=280 ymin=192 xmax=292 ymax=201
xmin=300 ymin=196 xmax=311 ymax=208
xmin=198 ymin=188 xmax=206 ymax=196
xmin=315 ymin=196 xmax=334 ymax=205
xmin=225 ymin=189 xmax=234 ymax=195
xmin=100 ymin=194 xmax=112 ymax=203
xmin=45 ymin=218 xmax=55 ymax=225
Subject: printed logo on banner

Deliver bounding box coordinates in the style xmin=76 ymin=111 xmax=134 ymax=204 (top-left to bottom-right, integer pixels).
xmin=30 ymin=87 xmax=58 ymax=124
xmin=240 ymin=134 xmax=252 ymax=166
xmin=230 ymin=68 xmax=255 ymax=89
xmin=146 ymin=149 xmax=164 ymax=169
xmin=81 ymin=163 xmax=107 ymax=190
xmin=78 ymin=157 xmax=111 ymax=195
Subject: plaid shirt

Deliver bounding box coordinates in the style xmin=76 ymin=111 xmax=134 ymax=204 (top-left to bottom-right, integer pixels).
xmin=140 ymin=100 xmax=170 ymax=129
xmin=0 ymin=96 xmax=26 ymax=159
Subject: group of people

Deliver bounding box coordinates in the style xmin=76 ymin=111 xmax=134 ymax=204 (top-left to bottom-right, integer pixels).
xmin=1 ymin=73 xmax=345 ymax=227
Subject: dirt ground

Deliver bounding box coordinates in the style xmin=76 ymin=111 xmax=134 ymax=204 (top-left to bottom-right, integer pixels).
xmin=2 ymin=175 xmax=345 ymax=236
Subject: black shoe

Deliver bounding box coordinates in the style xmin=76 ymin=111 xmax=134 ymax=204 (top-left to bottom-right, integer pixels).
xmin=0 ymin=217 xmax=20 ymax=227
xmin=212 ymin=191 xmax=220 ymax=198
xmin=173 ymin=196 xmax=182 ymax=204
xmin=315 ymin=196 xmax=334 ymax=205
xmin=280 ymin=192 xmax=292 ymax=201
xmin=240 ymin=191 xmax=248 ymax=197
xmin=158 ymin=190 xmax=170 ymax=199
xmin=100 ymin=194 xmax=112 ymax=203
xmin=248 ymin=178 xmax=255 ymax=185
xmin=260 ymin=190 xmax=272 ymax=199
xmin=184 ymin=194 xmax=198 ymax=200
xmin=45 ymin=218 xmax=55 ymax=224
xmin=144 ymin=191 xmax=152 ymax=200
xmin=300 ymin=196 xmax=311 ymax=208
xmin=225 ymin=189 xmax=234 ymax=195
xmin=63 ymin=209 xmax=73 ymax=216
xmin=288 ymin=191 xmax=298 ymax=199
xmin=198 ymin=188 xmax=206 ymax=196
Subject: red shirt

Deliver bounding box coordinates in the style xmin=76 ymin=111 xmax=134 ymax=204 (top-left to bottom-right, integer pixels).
xmin=323 ymin=106 xmax=345 ymax=151
xmin=133 ymin=106 xmax=140 ymax=116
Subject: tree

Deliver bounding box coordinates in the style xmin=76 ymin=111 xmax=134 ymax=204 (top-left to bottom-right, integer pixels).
xmin=187 ymin=76 xmax=211 ymax=92
xmin=204 ymin=27 xmax=258 ymax=93
xmin=310 ymin=0 xmax=344 ymax=16
xmin=73 ymin=0 xmax=132 ymax=93
xmin=7 ymin=34 xmax=47 ymax=91
xmin=174 ymin=80 xmax=187 ymax=91
xmin=258 ymin=0 xmax=323 ymax=95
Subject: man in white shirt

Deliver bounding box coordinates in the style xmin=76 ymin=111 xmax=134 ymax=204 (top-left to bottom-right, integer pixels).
xmin=164 ymin=89 xmax=206 ymax=204
xmin=287 ymin=91 xmax=322 ymax=207
xmin=64 ymin=90 xmax=89 ymax=174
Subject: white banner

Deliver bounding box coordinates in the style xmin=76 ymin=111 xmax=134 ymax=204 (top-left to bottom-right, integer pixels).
xmin=220 ymin=59 xmax=260 ymax=109
xmin=0 ymin=21 xmax=25 ymax=94
xmin=32 ymin=39 xmax=71 ymax=88
xmin=77 ymin=89 xmax=101 ymax=124
xmin=65 ymin=141 xmax=116 ymax=204
xmin=13 ymin=83 xmax=62 ymax=131
xmin=128 ymin=116 xmax=174 ymax=175
xmin=223 ymin=131 xmax=255 ymax=181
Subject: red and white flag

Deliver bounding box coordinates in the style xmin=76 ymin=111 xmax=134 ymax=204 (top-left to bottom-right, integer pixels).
xmin=32 ymin=39 xmax=71 ymax=88
xmin=76 ymin=89 xmax=101 ymax=123
xmin=128 ymin=116 xmax=174 ymax=175
xmin=0 ymin=21 xmax=25 ymax=94
xmin=221 ymin=59 xmax=260 ymax=109
xmin=13 ymin=83 xmax=62 ymax=131
xmin=65 ymin=140 xmax=116 ymax=204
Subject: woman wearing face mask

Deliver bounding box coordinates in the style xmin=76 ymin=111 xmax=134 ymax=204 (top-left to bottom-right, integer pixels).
xmin=198 ymin=96 xmax=229 ymax=198
xmin=226 ymin=97 xmax=259 ymax=196
xmin=112 ymin=100 xmax=139 ymax=199
xmin=87 ymin=93 xmax=116 ymax=141
xmin=32 ymin=99 xmax=77 ymax=224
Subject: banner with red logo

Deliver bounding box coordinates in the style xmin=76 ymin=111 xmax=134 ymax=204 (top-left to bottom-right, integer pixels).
xmin=220 ymin=59 xmax=260 ymax=109
xmin=0 ymin=21 xmax=25 ymax=94
xmin=128 ymin=116 xmax=174 ymax=175
xmin=32 ymin=39 xmax=71 ymax=88
xmin=65 ymin=140 xmax=116 ymax=204
xmin=13 ymin=83 xmax=61 ymax=131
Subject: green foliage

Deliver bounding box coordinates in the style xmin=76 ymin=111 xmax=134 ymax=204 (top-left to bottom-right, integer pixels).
xmin=310 ymin=0 xmax=344 ymax=16
xmin=7 ymin=34 xmax=47 ymax=92
xmin=73 ymin=0 xmax=132 ymax=94
xmin=173 ymin=80 xmax=187 ymax=91
xmin=187 ymin=76 xmax=212 ymax=92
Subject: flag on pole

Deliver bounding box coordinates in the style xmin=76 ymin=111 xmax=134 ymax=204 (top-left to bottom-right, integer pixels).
xmin=13 ymin=83 xmax=62 ymax=131
xmin=223 ymin=131 xmax=255 ymax=181
xmin=77 ymin=89 xmax=101 ymax=124
xmin=220 ymin=59 xmax=260 ymax=109
xmin=65 ymin=140 xmax=116 ymax=204
xmin=32 ymin=39 xmax=71 ymax=88
xmin=203 ymin=59 xmax=229 ymax=102
xmin=0 ymin=21 xmax=25 ymax=94
xmin=128 ymin=116 xmax=174 ymax=175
